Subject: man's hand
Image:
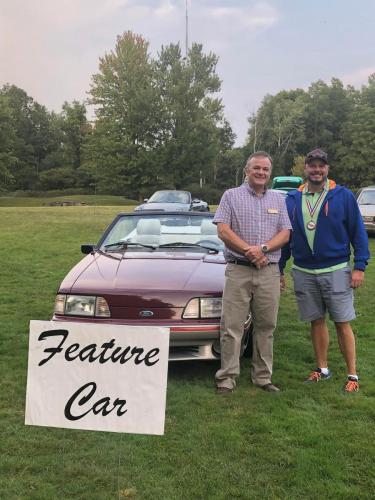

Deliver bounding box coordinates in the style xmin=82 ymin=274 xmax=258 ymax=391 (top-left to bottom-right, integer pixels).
xmin=244 ymin=245 xmax=263 ymax=263
xmin=351 ymin=269 xmax=365 ymax=288
xmin=254 ymin=255 xmax=268 ymax=269
xmin=280 ymin=275 xmax=286 ymax=292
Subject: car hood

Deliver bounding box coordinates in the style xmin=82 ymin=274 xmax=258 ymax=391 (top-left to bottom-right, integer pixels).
xmin=136 ymin=202 xmax=190 ymax=211
xmin=359 ymin=205 xmax=375 ymax=216
xmin=58 ymin=252 xmax=226 ymax=307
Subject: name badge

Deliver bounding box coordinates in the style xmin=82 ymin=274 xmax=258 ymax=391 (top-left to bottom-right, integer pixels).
xmin=267 ymin=208 xmax=279 ymax=214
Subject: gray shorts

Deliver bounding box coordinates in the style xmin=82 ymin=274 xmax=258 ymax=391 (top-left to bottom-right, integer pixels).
xmin=291 ymin=266 xmax=355 ymax=322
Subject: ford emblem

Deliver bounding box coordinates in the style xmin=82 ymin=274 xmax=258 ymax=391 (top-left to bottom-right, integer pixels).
xmin=139 ymin=310 xmax=154 ymax=318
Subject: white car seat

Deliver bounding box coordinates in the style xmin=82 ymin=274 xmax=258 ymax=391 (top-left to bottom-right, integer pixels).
xmin=136 ymin=219 xmax=161 ymax=245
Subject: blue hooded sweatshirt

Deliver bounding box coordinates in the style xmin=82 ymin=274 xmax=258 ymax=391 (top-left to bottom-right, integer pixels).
xmin=279 ymin=183 xmax=370 ymax=273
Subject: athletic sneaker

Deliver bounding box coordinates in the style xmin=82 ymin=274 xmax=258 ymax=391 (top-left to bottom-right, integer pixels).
xmin=344 ymin=377 xmax=359 ymax=393
xmin=304 ymin=368 xmax=332 ymax=383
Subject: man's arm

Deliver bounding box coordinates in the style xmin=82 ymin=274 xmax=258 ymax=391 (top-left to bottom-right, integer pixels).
xmin=279 ymin=237 xmax=291 ymax=274
xmin=245 ymin=229 xmax=291 ymax=263
xmin=217 ymin=223 xmax=268 ymax=268
xmin=264 ymin=229 xmax=291 ymax=252
xmin=216 ymin=223 xmax=252 ymax=256
xmin=351 ymin=270 xmax=364 ymax=289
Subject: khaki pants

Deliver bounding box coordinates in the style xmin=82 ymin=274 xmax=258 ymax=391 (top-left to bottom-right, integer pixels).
xmin=215 ymin=263 xmax=281 ymax=389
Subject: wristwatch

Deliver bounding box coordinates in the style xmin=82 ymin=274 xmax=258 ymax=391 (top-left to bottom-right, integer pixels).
xmin=261 ymin=244 xmax=269 ymax=254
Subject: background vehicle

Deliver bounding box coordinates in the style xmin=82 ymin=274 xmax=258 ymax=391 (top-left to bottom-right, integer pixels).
xmin=134 ymin=190 xmax=209 ymax=212
xmin=269 ymin=188 xmax=288 ymax=198
xmin=53 ymin=211 xmax=252 ymax=361
xmin=356 ymin=186 xmax=375 ymax=234
xmin=271 ymin=176 xmax=303 ymax=192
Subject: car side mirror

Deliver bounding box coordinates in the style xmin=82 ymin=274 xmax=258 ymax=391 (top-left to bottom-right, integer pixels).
xmin=143 ymin=198 xmax=149 ymax=202
xmin=192 ymin=199 xmax=200 ymax=204
xmin=81 ymin=244 xmax=96 ymax=254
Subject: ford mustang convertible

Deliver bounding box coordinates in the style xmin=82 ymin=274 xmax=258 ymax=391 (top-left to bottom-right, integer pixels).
xmin=53 ymin=211 xmax=252 ymax=361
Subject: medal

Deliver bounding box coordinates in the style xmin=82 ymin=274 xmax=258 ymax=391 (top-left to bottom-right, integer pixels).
xmin=305 ymin=189 xmax=326 ymax=232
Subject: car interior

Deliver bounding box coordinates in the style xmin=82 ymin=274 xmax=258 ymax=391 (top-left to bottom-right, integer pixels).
xmin=103 ymin=216 xmax=222 ymax=249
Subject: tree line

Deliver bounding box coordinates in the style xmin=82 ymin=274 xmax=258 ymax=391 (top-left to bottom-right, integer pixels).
xmin=245 ymin=76 xmax=375 ymax=188
xmin=1 ymin=31 xmax=375 ymax=201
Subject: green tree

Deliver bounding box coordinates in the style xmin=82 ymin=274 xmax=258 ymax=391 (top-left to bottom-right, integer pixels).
xmin=0 ymin=94 xmax=17 ymax=190
xmin=335 ymin=104 xmax=375 ymax=188
xmin=83 ymin=32 xmax=230 ymax=198
xmin=83 ymin=31 xmax=160 ymax=197
xmin=301 ymin=78 xmax=355 ymax=166
xmin=246 ymin=89 xmax=307 ymax=176
xmin=155 ymin=42 xmax=225 ymax=189
xmin=41 ymin=101 xmax=91 ymax=188
xmin=60 ymin=101 xmax=89 ymax=169
xmin=360 ymin=73 xmax=375 ymax=108
xmin=245 ymin=78 xmax=359 ymax=179
xmin=215 ymin=147 xmax=245 ymax=189
xmin=291 ymin=155 xmax=305 ymax=177
xmin=39 ymin=166 xmax=78 ymax=190
xmin=328 ymin=75 xmax=375 ymax=188
xmin=1 ymin=85 xmax=60 ymax=190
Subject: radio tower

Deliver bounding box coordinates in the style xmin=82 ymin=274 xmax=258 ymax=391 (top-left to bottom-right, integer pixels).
xmin=185 ymin=0 xmax=189 ymax=57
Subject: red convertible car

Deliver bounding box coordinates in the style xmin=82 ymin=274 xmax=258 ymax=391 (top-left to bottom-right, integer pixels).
xmin=53 ymin=211 xmax=252 ymax=361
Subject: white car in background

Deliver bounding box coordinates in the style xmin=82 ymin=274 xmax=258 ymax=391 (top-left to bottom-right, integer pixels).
xmin=135 ymin=190 xmax=209 ymax=212
xmin=356 ymin=186 xmax=375 ymax=234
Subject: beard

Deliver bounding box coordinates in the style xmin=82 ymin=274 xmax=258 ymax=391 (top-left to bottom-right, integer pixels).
xmin=308 ymin=175 xmax=327 ymax=186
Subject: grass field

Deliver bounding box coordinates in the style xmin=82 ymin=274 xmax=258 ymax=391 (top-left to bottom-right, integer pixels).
xmin=1 ymin=206 xmax=375 ymax=499
xmin=0 ymin=194 xmax=138 ymax=207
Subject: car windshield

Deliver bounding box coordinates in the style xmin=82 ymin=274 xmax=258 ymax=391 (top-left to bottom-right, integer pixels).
xmin=99 ymin=214 xmax=223 ymax=252
xmin=271 ymin=177 xmax=302 ymax=191
xmin=148 ymin=191 xmax=191 ymax=204
xmin=358 ymin=190 xmax=375 ymax=205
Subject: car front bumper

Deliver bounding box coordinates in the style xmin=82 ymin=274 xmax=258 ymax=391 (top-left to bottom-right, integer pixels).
xmin=362 ymin=218 xmax=375 ymax=233
xmin=52 ymin=316 xmax=221 ymax=361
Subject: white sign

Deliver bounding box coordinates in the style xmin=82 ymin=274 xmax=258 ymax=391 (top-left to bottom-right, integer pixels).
xmin=25 ymin=321 xmax=170 ymax=435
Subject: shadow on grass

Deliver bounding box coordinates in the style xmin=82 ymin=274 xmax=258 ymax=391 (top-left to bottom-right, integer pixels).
xmin=168 ymin=359 xmax=220 ymax=382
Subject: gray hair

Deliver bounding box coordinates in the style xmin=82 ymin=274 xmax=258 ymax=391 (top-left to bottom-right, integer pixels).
xmin=246 ymin=151 xmax=273 ymax=167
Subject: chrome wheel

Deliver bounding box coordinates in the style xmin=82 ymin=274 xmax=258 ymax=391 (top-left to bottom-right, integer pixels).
xmin=241 ymin=312 xmax=253 ymax=358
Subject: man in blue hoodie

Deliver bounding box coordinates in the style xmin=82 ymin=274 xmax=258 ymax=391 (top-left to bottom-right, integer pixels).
xmin=279 ymin=148 xmax=370 ymax=392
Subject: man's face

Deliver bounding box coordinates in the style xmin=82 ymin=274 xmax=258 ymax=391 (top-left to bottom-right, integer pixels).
xmin=245 ymin=156 xmax=272 ymax=189
xmin=304 ymin=159 xmax=329 ymax=185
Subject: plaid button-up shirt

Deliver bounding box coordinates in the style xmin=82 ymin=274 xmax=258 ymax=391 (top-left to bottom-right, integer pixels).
xmin=213 ymin=184 xmax=292 ymax=263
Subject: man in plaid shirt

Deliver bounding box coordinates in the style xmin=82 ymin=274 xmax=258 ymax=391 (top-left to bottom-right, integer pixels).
xmin=213 ymin=151 xmax=291 ymax=394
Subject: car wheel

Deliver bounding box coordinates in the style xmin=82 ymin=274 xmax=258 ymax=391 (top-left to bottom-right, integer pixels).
xmin=241 ymin=319 xmax=253 ymax=358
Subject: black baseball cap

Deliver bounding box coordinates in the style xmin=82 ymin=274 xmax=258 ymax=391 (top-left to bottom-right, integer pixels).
xmin=305 ymin=148 xmax=328 ymax=164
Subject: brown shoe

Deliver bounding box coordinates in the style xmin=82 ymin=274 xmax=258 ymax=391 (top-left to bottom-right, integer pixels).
xmin=216 ymin=386 xmax=233 ymax=395
xmin=259 ymin=383 xmax=280 ymax=393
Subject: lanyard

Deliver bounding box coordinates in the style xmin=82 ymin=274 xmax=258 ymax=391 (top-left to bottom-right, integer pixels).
xmin=305 ymin=189 xmax=326 ymax=218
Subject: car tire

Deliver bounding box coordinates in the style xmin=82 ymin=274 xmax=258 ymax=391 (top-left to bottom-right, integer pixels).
xmin=241 ymin=322 xmax=253 ymax=358
xmin=212 ymin=315 xmax=253 ymax=358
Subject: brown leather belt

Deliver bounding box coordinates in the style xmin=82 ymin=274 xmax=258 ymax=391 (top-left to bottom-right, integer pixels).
xmin=228 ymin=259 xmax=276 ymax=267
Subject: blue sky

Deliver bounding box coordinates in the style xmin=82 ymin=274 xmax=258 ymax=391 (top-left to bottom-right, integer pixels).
xmin=1 ymin=0 xmax=375 ymax=144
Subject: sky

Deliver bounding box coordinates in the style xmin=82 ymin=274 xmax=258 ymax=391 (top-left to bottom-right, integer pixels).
xmin=1 ymin=0 xmax=375 ymax=145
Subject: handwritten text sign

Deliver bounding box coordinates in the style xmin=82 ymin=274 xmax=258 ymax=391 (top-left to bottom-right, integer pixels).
xmin=25 ymin=321 xmax=170 ymax=435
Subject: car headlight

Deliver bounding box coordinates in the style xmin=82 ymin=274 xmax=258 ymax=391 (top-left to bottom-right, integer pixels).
xmin=362 ymin=215 xmax=374 ymax=222
xmin=54 ymin=294 xmax=111 ymax=317
xmin=182 ymin=297 xmax=222 ymax=319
